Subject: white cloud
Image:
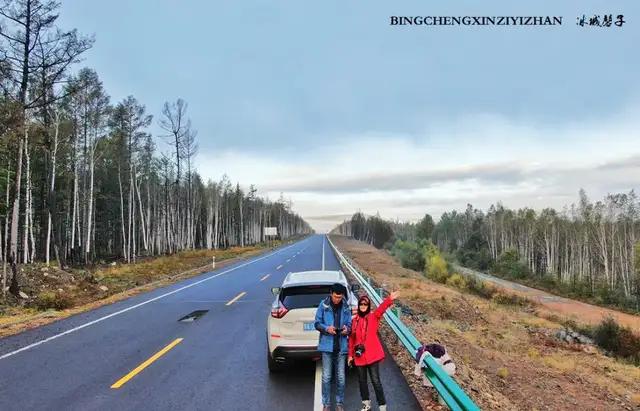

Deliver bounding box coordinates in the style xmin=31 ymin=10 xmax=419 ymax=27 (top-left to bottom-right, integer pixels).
xmin=195 ymin=106 xmax=640 ymax=232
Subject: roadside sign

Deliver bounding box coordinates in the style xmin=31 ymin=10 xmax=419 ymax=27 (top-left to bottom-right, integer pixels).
xmin=264 ymin=227 xmax=278 ymax=236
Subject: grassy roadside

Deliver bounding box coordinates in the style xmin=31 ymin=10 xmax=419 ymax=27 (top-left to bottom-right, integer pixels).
xmin=331 ymin=235 xmax=640 ymax=411
xmin=0 ymin=239 xmax=297 ymax=338
xmin=390 ymin=236 xmax=640 ymax=361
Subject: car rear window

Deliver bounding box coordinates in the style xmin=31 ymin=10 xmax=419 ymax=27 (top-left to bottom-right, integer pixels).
xmin=280 ymin=285 xmax=331 ymax=309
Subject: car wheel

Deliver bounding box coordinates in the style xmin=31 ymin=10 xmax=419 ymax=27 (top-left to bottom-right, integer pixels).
xmin=267 ymin=349 xmax=283 ymax=373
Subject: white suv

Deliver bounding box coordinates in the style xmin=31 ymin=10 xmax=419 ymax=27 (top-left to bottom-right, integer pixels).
xmin=267 ymin=270 xmax=359 ymax=372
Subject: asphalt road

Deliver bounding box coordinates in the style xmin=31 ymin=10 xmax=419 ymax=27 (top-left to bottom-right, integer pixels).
xmin=0 ymin=235 xmax=421 ymax=411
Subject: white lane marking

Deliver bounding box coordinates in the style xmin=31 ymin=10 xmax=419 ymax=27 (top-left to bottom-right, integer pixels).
xmin=314 ymin=360 xmax=323 ymax=411
xmin=286 ymin=259 xmax=290 ymax=263
xmin=0 ymin=242 xmax=300 ymax=361
xmin=260 ymin=274 xmax=270 ymax=281
xmin=322 ymin=235 xmax=326 ymax=270
xmin=276 ymin=265 xmax=283 ymax=270
xmin=295 ymin=244 xmax=309 ymax=258
xmin=171 ymin=299 xmax=271 ymax=303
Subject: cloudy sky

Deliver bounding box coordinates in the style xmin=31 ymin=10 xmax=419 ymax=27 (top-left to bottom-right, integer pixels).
xmin=61 ymin=1 xmax=639 ymax=232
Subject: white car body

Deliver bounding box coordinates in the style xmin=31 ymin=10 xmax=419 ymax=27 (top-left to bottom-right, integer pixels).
xmin=267 ymin=270 xmax=358 ymax=371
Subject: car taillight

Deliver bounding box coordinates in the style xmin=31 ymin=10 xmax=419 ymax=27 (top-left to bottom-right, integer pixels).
xmin=271 ymin=301 xmax=289 ymax=319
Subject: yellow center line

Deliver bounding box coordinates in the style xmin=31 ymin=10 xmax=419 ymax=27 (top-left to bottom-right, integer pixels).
xmin=111 ymin=338 xmax=183 ymax=389
xmin=226 ymin=291 xmax=247 ymax=306
xmin=260 ymin=274 xmax=270 ymax=282
xmin=276 ymin=264 xmax=283 ymax=270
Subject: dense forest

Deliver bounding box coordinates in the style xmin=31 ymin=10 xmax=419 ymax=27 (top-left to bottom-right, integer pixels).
xmin=0 ymin=0 xmax=311 ymax=298
xmin=330 ymin=212 xmax=393 ymax=249
xmin=432 ymin=190 xmax=640 ymax=302
xmin=333 ymin=190 xmax=640 ymax=311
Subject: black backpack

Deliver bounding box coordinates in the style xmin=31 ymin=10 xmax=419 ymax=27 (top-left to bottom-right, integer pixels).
xmin=415 ymin=343 xmax=446 ymax=363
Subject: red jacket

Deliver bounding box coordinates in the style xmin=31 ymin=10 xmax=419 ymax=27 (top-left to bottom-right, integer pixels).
xmin=348 ymin=296 xmax=394 ymax=366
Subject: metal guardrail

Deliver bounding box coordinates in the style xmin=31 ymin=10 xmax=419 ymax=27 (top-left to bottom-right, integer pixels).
xmin=327 ymin=236 xmax=481 ymax=411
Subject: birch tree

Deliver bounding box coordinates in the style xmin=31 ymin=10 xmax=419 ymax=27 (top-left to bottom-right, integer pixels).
xmin=430 ymin=190 xmax=640 ymax=304
xmin=0 ymin=0 xmax=91 ymax=294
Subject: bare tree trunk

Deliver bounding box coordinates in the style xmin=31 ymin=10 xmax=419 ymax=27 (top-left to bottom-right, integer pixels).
xmin=28 ymin=152 xmax=36 ymax=263
xmin=118 ymin=165 xmax=127 ymax=262
xmin=23 ymin=130 xmax=31 ymax=264
xmin=9 ymin=129 xmax=25 ymax=296
xmin=0 ymin=225 xmax=2 ymax=281
xmin=129 ymin=166 xmax=136 ymax=263
xmin=92 ymin=195 xmax=97 ymax=261
xmin=45 ymin=116 xmax=59 ymax=266
xmin=239 ymin=193 xmax=244 ymax=247
xmin=71 ymin=150 xmax=79 ymax=261
xmin=214 ymin=189 xmax=219 ymax=249
xmin=146 ymin=178 xmax=151 ymax=252
xmin=2 ymin=160 xmax=10 ymax=298
xmin=85 ymin=145 xmax=95 ymax=264
xmin=162 ymin=171 xmax=171 ymax=252
xmin=135 ymin=173 xmax=148 ymax=252
xmin=127 ymin=168 xmax=132 ymax=263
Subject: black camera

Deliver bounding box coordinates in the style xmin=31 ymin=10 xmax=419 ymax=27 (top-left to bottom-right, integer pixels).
xmin=354 ymin=344 xmax=365 ymax=357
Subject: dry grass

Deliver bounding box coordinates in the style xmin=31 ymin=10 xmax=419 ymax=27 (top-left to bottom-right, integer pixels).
xmin=0 ymin=306 xmax=40 ymax=328
xmin=399 ymin=278 xmax=427 ymax=291
xmin=97 ymin=246 xmax=260 ymax=281
xmin=490 ymin=291 xmax=536 ymax=308
xmin=430 ymin=319 xmax=462 ymax=335
xmin=607 ymin=361 xmax=640 ymax=385
xmin=542 ymin=354 xmax=577 ymax=373
xmin=516 ymin=315 xmax=560 ymax=330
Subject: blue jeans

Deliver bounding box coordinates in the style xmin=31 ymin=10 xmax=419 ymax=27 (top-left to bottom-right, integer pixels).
xmin=321 ymin=352 xmax=346 ymax=406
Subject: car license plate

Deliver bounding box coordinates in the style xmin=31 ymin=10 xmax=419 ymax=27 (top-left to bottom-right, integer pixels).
xmin=303 ymin=322 xmax=315 ymax=331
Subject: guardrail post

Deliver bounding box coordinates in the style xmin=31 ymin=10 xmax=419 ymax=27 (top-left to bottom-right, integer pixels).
xmin=212 ymin=256 xmax=215 ymax=269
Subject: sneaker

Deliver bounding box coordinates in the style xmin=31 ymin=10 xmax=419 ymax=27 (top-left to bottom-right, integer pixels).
xmin=336 ymin=405 xmax=344 ymax=411
xmin=360 ymin=399 xmax=372 ymax=411
xmin=379 ymin=404 xmax=387 ymax=411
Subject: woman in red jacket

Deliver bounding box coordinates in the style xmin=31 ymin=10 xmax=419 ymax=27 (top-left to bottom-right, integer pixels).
xmin=348 ymin=290 xmax=400 ymax=411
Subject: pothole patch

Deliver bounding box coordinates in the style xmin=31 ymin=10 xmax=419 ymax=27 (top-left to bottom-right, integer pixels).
xmin=178 ymin=310 xmax=209 ymax=322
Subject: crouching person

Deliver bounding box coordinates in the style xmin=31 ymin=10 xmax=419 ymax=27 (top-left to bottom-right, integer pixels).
xmin=348 ymin=291 xmax=400 ymax=411
xmin=315 ymin=283 xmax=353 ymax=411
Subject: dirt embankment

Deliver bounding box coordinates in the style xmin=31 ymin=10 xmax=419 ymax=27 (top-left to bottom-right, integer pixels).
xmin=330 ymin=235 xmax=640 ymax=411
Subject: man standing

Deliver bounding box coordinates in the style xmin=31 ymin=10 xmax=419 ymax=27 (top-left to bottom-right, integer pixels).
xmin=315 ymin=283 xmax=352 ymax=411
